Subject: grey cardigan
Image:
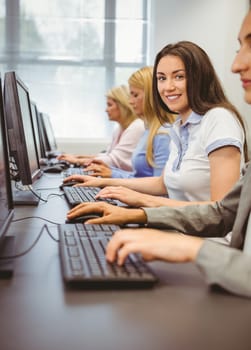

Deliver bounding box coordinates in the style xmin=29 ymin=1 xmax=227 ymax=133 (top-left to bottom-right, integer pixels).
xmin=143 ymin=162 xmax=251 ymax=297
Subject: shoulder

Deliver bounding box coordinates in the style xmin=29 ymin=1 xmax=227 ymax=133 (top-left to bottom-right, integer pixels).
xmin=156 ymin=124 xmax=171 ymax=135
xmin=202 ymin=107 xmax=242 ymax=130
xmin=203 ymin=107 xmax=237 ymax=122
xmin=124 ymin=119 xmax=145 ymax=134
xmin=129 ymin=118 xmax=145 ymax=128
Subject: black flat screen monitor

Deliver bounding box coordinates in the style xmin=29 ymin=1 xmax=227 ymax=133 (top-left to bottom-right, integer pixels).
xmin=0 ymin=74 xmax=15 ymax=277
xmin=40 ymin=112 xmax=58 ymax=155
xmin=30 ymin=100 xmax=46 ymax=160
xmin=4 ymin=71 xmax=42 ymax=205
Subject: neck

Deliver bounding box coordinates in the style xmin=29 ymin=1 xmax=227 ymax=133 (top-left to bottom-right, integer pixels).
xmin=120 ymin=117 xmax=135 ymax=130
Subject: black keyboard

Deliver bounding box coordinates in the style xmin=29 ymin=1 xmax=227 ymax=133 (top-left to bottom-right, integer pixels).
xmin=63 ymin=167 xmax=92 ymax=177
xmin=62 ymin=186 xmax=118 ymax=207
xmin=58 ymin=223 xmax=158 ymax=289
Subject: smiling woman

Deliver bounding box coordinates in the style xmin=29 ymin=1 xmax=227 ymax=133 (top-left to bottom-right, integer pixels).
xmin=63 ymin=40 xmax=248 ymax=214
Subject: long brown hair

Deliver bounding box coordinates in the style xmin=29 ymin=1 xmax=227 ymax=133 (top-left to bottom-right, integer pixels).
xmin=152 ymin=40 xmax=248 ymax=161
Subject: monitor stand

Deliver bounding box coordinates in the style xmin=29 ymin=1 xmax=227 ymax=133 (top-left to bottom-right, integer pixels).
xmin=12 ymin=182 xmax=40 ymax=206
xmin=0 ymin=236 xmax=15 ymax=278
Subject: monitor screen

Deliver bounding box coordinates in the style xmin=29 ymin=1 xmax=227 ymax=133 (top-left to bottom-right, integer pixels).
xmin=4 ymin=71 xmax=41 ymax=186
xmin=40 ymin=113 xmax=57 ymax=153
xmin=0 ymin=74 xmax=14 ymax=271
xmin=30 ymin=100 xmax=46 ymax=160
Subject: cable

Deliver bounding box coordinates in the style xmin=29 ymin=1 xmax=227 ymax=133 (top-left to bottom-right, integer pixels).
xmin=12 ymin=215 xmax=61 ymax=226
xmin=0 ymin=224 xmax=59 ymax=260
xmin=27 ymin=185 xmax=48 ymax=202
xmin=14 ymin=184 xmax=65 ymax=203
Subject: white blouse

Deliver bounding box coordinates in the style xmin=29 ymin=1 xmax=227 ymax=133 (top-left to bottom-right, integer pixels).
xmin=163 ymin=107 xmax=245 ymax=201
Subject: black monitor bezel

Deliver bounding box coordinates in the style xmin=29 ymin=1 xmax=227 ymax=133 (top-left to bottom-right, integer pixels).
xmin=4 ymin=71 xmax=41 ymax=186
xmin=0 ymin=74 xmax=14 ymax=245
xmin=30 ymin=100 xmax=46 ymax=160
xmin=40 ymin=112 xmax=57 ymax=152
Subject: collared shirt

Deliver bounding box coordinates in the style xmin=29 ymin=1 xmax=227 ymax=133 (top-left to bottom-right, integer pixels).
xmin=163 ymin=107 xmax=245 ymax=201
xmin=111 ymin=125 xmax=171 ymax=178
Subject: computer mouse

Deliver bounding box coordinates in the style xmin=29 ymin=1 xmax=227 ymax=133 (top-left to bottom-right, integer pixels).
xmin=39 ymin=158 xmax=49 ymax=166
xmin=59 ymin=180 xmax=80 ymax=189
xmin=43 ymin=164 xmax=65 ymax=173
xmin=57 ymin=160 xmax=70 ymax=169
xmin=65 ymin=214 xmax=101 ymax=223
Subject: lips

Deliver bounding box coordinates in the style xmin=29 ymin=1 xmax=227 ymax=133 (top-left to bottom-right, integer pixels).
xmin=167 ymin=95 xmax=180 ymax=100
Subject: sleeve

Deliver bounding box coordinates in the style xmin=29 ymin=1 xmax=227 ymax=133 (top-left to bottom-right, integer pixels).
xmin=202 ymin=108 xmax=244 ymax=155
xmin=152 ymin=132 xmax=171 ymax=176
xmin=196 ymin=240 xmax=251 ymax=298
xmin=95 ymin=119 xmax=145 ymax=171
xmin=142 ymin=171 xmax=244 ymax=237
xmin=110 ymin=167 xmax=135 ymax=179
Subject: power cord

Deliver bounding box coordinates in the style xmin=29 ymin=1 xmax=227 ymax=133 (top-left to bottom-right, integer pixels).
xmin=0 ymin=216 xmax=60 ymax=260
xmin=14 ymin=182 xmax=65 ymax=203
xmin=28 ymin=185 xmax=65 ymax=203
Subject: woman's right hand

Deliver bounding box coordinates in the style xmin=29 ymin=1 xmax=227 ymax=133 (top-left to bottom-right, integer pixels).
xmin=96 ymin=186 xmax=159 ymax=207
xmin=67 ymin=201 xmax=147 ymax=225
xmin=57 ymin=154 xmax=81 ymax=164
xmin=63 ymin=174 xmax=106 ymax=187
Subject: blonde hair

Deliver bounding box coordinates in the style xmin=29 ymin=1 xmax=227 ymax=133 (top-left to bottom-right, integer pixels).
xmin=128 ymin=66 xmax=175 ymax=167
xmin=106 ymin=85 xmax=137 ymax=126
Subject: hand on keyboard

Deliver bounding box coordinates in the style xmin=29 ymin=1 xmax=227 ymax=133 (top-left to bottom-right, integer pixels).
xmin=58 ymin=223 xmax=158 ymax=289
xmin=63 ymin=174 xmax=108 ymax=188
xmin=67 ymin=201 xmax=147 ymax=226
xmin=85 ymin=159 xmax=112 ymax=178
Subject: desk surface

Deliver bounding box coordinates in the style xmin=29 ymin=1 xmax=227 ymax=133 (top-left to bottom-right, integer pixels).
xmin=1 ymin=174 xmax=251 ymax=350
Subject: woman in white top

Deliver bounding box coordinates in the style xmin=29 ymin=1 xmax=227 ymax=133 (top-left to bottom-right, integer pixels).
xmin=64 ymin=41 xmax=248 ymax=220
xmin=58 ymin=85 xmax=145 ymax=171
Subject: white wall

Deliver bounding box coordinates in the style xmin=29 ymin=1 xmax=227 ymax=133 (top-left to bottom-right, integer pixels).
xmin=149 ymin=0 xmax=251 ymax=151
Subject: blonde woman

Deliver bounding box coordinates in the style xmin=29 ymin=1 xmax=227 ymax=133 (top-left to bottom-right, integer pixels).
xmin=86 ymin=66 xmax=175 ymax=178
xmin=58 ymin=85 xmax=145 ymax=171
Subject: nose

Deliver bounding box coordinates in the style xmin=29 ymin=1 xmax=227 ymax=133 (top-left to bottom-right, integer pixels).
xmin=129 ymin=96 xmax=134 ymax=105
xmin=162 ymin=77 xmax=175 ymax=91
xmin=231 ymin=48 xmax=248 ymax=74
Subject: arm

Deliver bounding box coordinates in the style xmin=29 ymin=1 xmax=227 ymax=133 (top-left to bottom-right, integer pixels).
xmin=66 ymin=171 xmax=242 ymax=230
xmin=91 ymin=137 xmax=243 ymax=208
xmin=196 ymin=240 xmax=251 ymax=298
xmin=151 ymin=132 xmax=171 ymax=177
xmin=105 ymin=228 xmax=251 ymax=298
xmin=209 ymin=146 xmax=241 ymax=201
xmin=64 ymin=173 xmax=167 ymax=196
xmin=95 ymin=119 xmax=145 ymax=170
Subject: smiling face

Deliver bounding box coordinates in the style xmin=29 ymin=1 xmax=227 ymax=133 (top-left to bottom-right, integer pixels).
xmin=231 ymin=11 xmax=251 ymax=104
xmin=156 ymin=55 xmax=192 ymax=122
xmin=129 ymin=85 xmax=144 ymax=117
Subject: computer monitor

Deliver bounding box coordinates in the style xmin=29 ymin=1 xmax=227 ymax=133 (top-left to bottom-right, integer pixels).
xmin=40 ymin=112 xmax=59 ymax=157
xmin=30 ymin=100 xmax=46 ymax=160
xmin=4 ymin=71 xmax=42 ymax=205
xmin=0 ymin=74 xmax=15 ymax=277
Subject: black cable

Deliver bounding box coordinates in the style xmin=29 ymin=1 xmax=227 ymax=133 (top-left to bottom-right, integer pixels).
xmin=12 ymin=215 xmax=61 ymax=226
xmin=0 ymin=224 xmax=59 ymax=260
xmin=27 ymin=186 xmax=65 ymax=203
xmin=28 ymin=185 xmax=48 ymax=202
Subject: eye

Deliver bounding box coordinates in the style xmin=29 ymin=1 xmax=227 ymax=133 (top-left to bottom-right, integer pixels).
xmin=156 ymin=75 xmax=166 ymax=81
xmin=175 ymin=73 xmax=185 ymax=80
